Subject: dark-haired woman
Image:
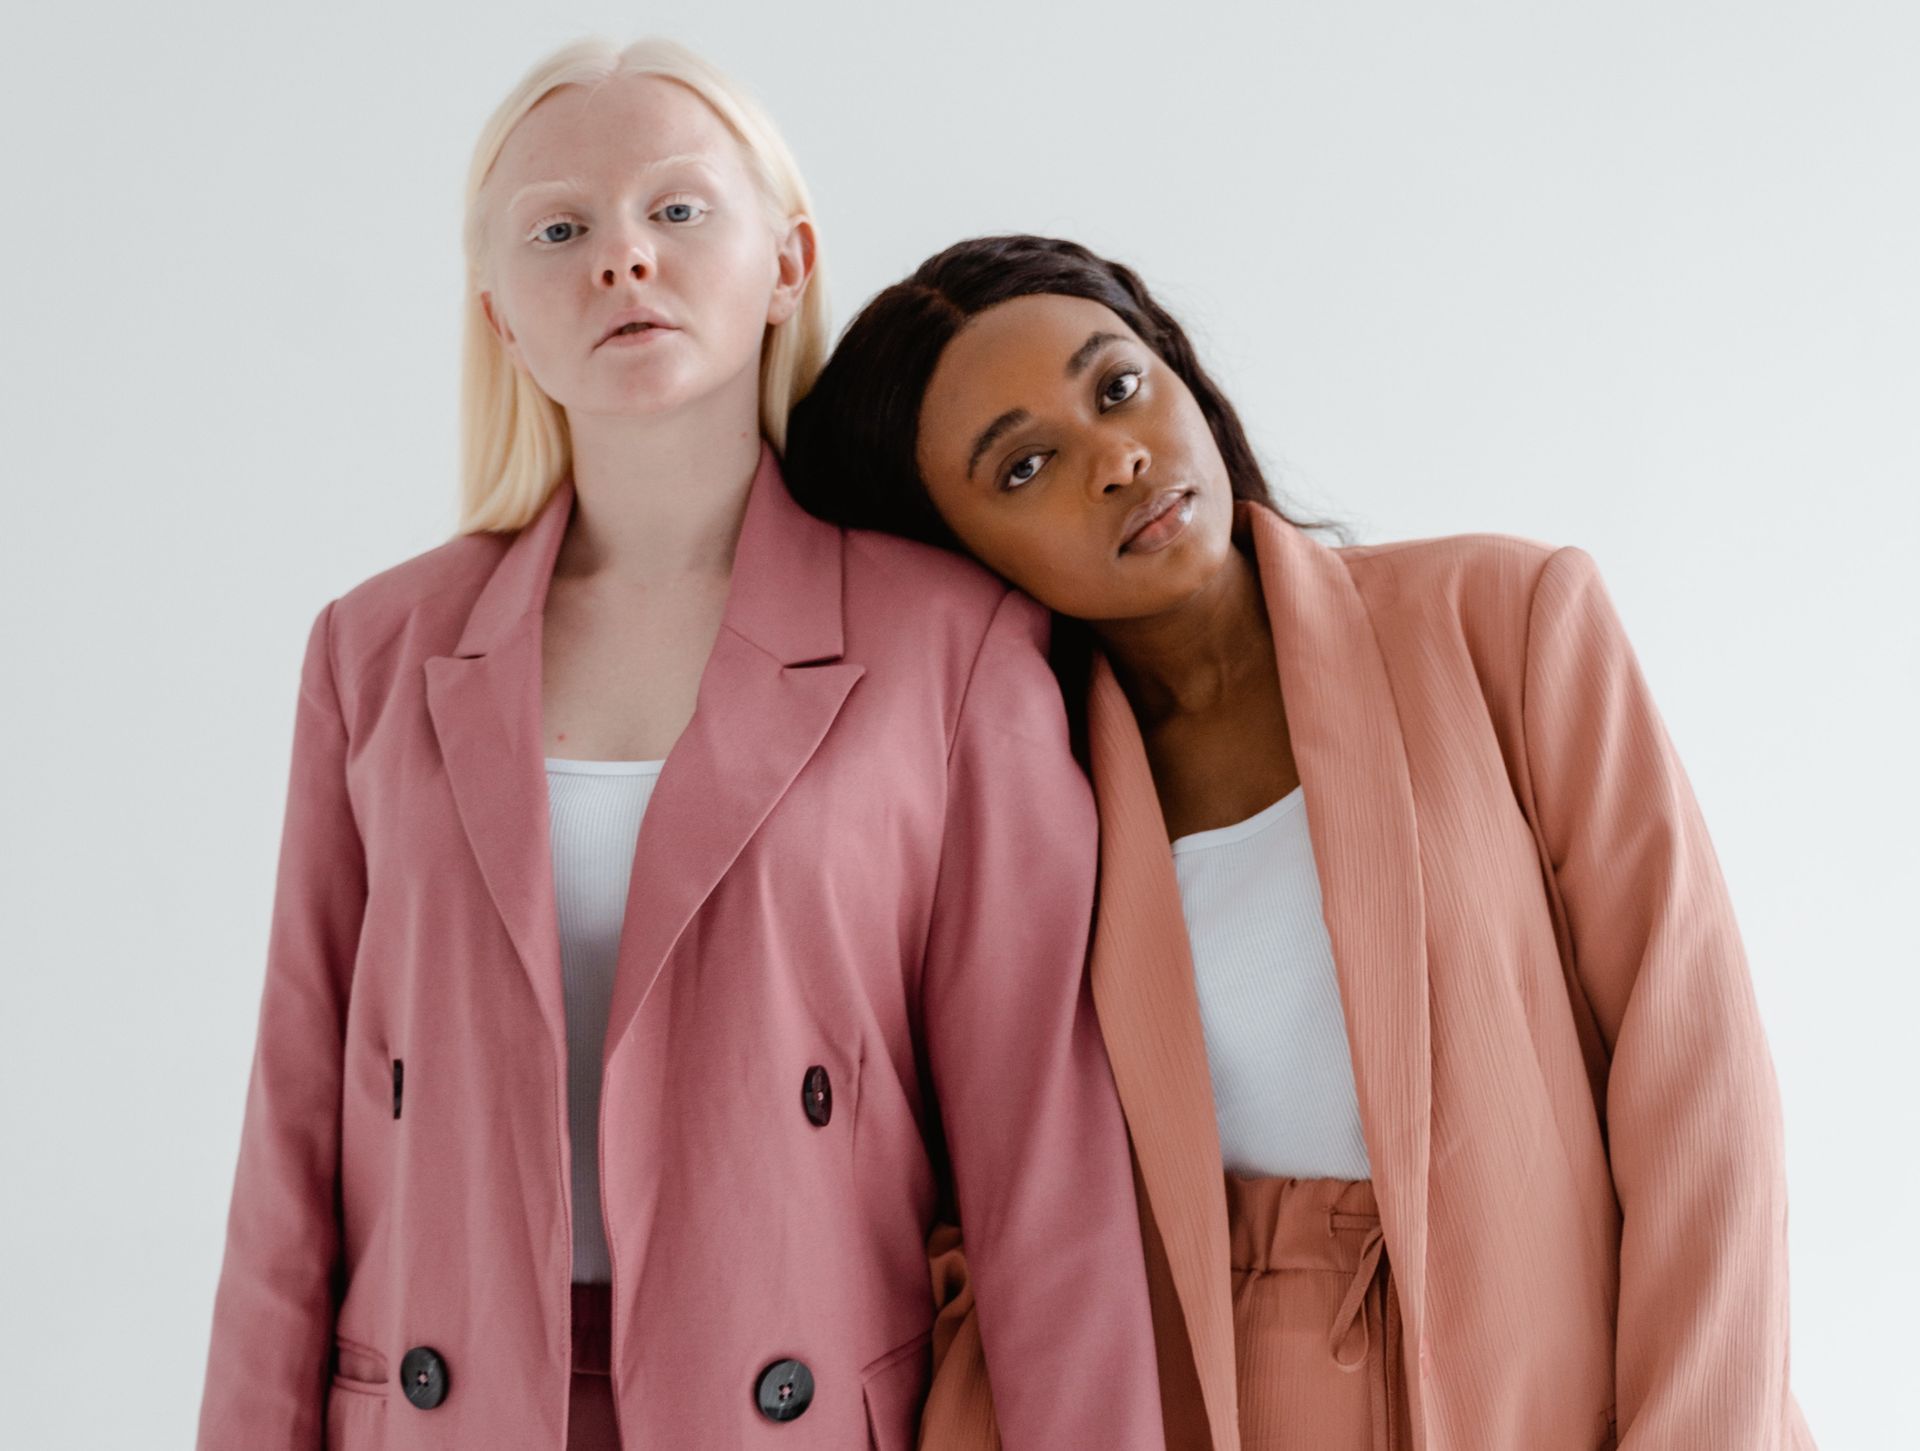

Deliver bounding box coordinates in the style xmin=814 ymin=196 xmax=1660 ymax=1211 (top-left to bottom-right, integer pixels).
xmin=783 ymin=236 xmax=1817 ymax=1451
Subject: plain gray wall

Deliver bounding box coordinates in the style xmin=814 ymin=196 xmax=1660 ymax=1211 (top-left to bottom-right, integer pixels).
xmin=2 ymin=2 xmax=1913 ymax=1444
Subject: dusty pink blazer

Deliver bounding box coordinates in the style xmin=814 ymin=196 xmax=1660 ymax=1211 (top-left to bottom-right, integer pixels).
xmin=920 ymin=501 xmax=1817 ymax=1451
xmin=194 ymin=441 xmax=1164 ymax=1450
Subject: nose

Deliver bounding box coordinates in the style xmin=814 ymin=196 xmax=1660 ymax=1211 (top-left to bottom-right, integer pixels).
xmin=596 ymin=228 xmax=656 ymax=288
xmin=599 ymin=255 xmax=651 ymax=287
xmin=1087 ymin=433 xmax=1150 ymax=499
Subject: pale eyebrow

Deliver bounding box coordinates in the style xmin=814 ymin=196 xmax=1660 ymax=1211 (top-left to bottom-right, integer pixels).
xmin=505 ymin=154 xmax=722 ymax=216
xmin=964 ymin=330 xmax=1130 ymax=481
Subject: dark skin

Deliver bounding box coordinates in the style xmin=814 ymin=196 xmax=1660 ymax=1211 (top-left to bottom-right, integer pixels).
xmin=914 ymin=293 xmax=1299 ymax=840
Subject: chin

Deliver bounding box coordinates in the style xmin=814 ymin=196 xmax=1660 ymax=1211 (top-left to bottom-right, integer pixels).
xmin=577 ymin=368 xmax=714 ymax=418
xmin=1068 ymin=558 xmax=1201 ymax=625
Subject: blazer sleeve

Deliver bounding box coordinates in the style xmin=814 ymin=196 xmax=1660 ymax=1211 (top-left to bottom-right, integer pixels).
xmin=1520 ymin=546 xmax=1815 ymax=1450
xmin=196 ymin=598 xmax=367 ymax=1451
xmin=920 ymin=589 xmax=1165 ymax=1450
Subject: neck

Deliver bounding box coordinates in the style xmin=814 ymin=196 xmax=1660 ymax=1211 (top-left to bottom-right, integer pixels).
xmin=558 ymin=365 xmax=764 ymax=584
xmin=1093 ymin=527 xmax=1274 ymax=730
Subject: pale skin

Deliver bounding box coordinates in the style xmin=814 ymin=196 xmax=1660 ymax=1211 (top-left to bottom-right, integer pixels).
xmin=913 ymin=293 xmax=1299 ymax=840
xmin=477 ymin=73 xmax=815 ymax=760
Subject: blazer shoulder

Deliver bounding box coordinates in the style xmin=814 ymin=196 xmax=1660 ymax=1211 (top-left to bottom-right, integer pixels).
xmin=319 ymin=527 xmax=511 ymax=688
xmin=1337 ymin=529 xmax=1569 ymax=630
xmin=1338 ymin=527 xmax=1558 ymax=585
xmin=334 ymin=527 xmax=507 ymax=621
xmin=837 ymin=527 xmax=1059 ymax=753
xmin=840 ymin=524 xmax=1029 ymax=650
xmin=843 ymin=524 xmax=1012 ymax=611
xmin=1331 ymin=531 xmax=1608 ymax=710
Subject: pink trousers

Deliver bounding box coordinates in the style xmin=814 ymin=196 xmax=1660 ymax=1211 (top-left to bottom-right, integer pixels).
xmin=567 ymin=1180 xmax=1407 ymax=1451
xmin=567 ymin=1281 xmax=621 ymax=1451
xmin=1227 ymin=1174 xmax=1412 ymax=1451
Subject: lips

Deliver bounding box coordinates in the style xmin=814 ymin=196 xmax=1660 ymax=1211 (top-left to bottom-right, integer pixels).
xmin=1118 ymin=486 xmax=1196 ymax=553
xmin=596 ymin=307 xmax=677 ymax=346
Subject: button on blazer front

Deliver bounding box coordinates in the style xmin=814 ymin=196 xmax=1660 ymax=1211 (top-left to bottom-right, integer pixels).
xmin=398 ymin=1346 xmax=447 ymax=1410
xmin=801 ymin=1064 xmax=832 ymax=1127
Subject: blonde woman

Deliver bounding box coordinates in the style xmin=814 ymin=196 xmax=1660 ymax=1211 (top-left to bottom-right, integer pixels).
xmin=194 ymin=40 xmax=1162 ymax=1451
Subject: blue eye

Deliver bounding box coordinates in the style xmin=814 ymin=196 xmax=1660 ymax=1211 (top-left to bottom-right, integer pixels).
xmin=529 ymin=195 xmax=706 ymax=246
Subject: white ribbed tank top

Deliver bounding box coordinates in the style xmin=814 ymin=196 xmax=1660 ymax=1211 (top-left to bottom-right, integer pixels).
xmin=544 ymin=756 xmax=665 ymax=1284
xmin=1170 ymin=785 xmax=1372 ymax=1181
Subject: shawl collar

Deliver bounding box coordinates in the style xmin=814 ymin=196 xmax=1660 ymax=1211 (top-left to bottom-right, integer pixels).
xmin=1086 ymin=500 xmax=1431 ymax=1447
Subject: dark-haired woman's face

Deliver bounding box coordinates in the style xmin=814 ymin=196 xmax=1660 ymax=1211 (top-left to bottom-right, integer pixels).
xmin=914 ymin=294 xmax=1236 ymax=623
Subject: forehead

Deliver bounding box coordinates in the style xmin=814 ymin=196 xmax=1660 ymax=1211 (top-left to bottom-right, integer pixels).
xmin=488 ymin=73 xmax=745 ymax=198
xmin=942 ymin=293 xmax=1133 ymax=382
xmin=921 ymin=293 xmax=1139 ymax=439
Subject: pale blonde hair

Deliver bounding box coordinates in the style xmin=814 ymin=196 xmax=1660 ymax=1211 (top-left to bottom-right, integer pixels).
xmin=457 ymin=36 xmax=829 ymax=533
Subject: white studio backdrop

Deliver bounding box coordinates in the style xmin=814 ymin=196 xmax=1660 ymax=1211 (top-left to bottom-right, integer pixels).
xmin=2 ymin=2 xmax=1913 ymax=1445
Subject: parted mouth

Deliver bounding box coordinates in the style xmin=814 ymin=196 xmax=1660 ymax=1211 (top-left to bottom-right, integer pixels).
xmin=1118 ymin=486 xmax=1196 ymax=553
xmin=596 ymin=307 xmax=678 ymax=346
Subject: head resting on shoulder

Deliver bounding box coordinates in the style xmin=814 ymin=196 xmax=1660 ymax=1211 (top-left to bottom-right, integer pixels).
xmin=785 ymin=234 xmax=1339 ymax=627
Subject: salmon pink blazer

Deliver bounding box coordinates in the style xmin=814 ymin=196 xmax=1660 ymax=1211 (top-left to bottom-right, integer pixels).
xmin=921 ymin=501 xmax=1817 ymax=1451
xmin=194 ymin=441 xmax=1164 ymax=1450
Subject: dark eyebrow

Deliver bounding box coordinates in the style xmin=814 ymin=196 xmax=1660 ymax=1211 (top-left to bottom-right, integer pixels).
xmin=966 ymin=408 xmax=1030 ymax=482
xmin=964 ymin=331 xmax=1127 ymax=481
xmin=1066 ymin=330 xmax=1125 ymax=378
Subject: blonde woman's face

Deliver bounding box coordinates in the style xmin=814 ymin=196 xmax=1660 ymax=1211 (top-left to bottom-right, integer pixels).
xmin=478 ymin=74 xmax=809 ymax=420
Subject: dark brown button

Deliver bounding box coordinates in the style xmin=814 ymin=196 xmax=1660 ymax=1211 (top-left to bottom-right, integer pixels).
xmin=754 ymin=1358 xmax=814 ymax=1421
xmin=801 ymin=1065 xmax=831 ymax=1127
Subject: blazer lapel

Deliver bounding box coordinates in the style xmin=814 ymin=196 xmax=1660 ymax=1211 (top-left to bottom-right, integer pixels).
xmin=598 ymin=443 xmax=863 ymax=1072
xmin=1085 ymin=656 xmax=1241 ymax=1451
xmin=1088 ymin=502 xmax=1433 ymax=1445
xmin=1243 ymin=501 xmax=1432 ymax=1358
xmin=423 ymin=478 xmax=577 ymax=1060
xmin=423 ymin=441 xmax=864 ymax=1079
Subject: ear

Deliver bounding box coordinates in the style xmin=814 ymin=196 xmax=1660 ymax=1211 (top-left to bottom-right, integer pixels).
xmin=765 ymin=215 xmax=818 ymax=329
xmin=479 ymin=289 xmax=523 ymax=366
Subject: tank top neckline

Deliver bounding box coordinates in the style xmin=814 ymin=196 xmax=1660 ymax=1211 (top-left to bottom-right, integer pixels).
xmin=1170 ymin=784 xmax=1305 ymax=854
xmin=543 ymin=756 xmax=667 ymax=776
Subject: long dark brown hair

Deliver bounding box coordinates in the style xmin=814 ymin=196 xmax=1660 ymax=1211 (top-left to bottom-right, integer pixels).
xmin=782 ymin=234 xmax=1348 ymax=742
xmin=783 ymin=233 xmax=1345 ymax=549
